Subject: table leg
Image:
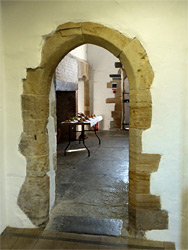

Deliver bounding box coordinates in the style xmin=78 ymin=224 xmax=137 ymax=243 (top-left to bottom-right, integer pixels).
xmin=82 ymin=124 xmax=90 ymax=157
xmin=64 ymin=125 xmax=71 ymax=156
xmin=94 ymin=128 xmax=101 ymax=145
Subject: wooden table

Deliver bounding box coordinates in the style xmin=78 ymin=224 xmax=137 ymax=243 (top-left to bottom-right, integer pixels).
xmin=61 ymin=116 xmax=103 ymax=157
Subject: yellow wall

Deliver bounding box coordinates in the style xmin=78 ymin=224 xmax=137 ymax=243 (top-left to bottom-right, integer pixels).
xmin=0 ymin=6 xmax=6 ymax=232
xmin=1 ymin=1 xmax=188 ymax=249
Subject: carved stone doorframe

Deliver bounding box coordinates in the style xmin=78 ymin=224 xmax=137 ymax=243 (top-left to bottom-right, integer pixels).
xmin=18 ymin=22 xmax=168 ymax=231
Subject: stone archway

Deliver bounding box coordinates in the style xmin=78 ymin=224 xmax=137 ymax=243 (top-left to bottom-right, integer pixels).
xmin=18 ymin=22 xmax=168 ymax=232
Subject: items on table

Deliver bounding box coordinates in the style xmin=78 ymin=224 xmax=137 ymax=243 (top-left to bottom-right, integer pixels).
xmin=65 ymin=113 xmax=97 ymax=123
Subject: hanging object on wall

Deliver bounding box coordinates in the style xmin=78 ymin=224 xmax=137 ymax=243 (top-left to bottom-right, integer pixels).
xmin=112 ymin=82 xmax=117 ymax=93
xmin=115 ymin=62 xmax=122 ymax=68
xmin=109 ymin=74 xmax=121 ymax=80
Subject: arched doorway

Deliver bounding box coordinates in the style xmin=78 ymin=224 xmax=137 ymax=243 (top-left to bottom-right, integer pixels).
xmin=18 ymin=22 xmax=168 ymax=233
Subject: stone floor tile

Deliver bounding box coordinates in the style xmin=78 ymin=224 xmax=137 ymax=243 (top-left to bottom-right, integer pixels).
xmin=94 ymin=148 xmax=129 ymax=161
xmin=163 ymin=241 xmax=176 ymax=249
xmin=61 ymin=186 xmax=128 ymax=206
xmin=2 ymin=227 xmax=24 ymax=234
xmin=10 ymin=236 xmax=38 ymax=249
xmin=141 ymin=238 xmax=164 ymax=248
xmin=50 ymin=202 xmax=128 ymax=219
xmin=45 ymin=216 xmax=123 ymax=236
xmin=1 ymin=226 xmax=175 ymax=250
xmin=56 ymin=183 xmax=73 ymax=198
xmin=0 ymin=235 xmax=19 ymax=249
xmin=72 ymin=174 xmax=128 ymax=189
xmin=33 ymin=239 xmax=59 ymax=249
xmin=82 ymin=159 xmax=129 ymax=175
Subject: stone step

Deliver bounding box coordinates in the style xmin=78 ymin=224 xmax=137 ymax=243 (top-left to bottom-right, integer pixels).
xmin=1 ymin=226 xmax=176 ymax=250
xmin=45 ymin=216 xmax=123 ymax=236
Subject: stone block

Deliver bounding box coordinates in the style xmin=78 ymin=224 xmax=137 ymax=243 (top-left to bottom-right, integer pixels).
xmin=22 ymin=95 xmax=49 ymax=120
xmin=19 ymin=132 xmax=49 ymax=156
xmin=129 ymin=89 xmax=152 ymax=108
xmin=163 ymin=242 xmax=176 ymax=249
xmin=26 ymin=154 xmax=49 ymax=176
xmin=106 ymin=98 xmax=116 ymax=103
xmin=82 ymin=22 xmax=131 ymax=57
xmin=129 ymin=128 xmax=143 ymax=153
xmin=129 ymin=192 xmax=161 ymax=209
xmin=115 ymin=103 xmax=122 ymax=111
xmin=107 ymin=82 xmax=112 ymax=88
xmin=59 ymin=26 xmax=82 ymax=37
xmin=41 ymin=30 xmax=84 ymax=72
xmin=23 ymin=68 xmax=50 ymax=95
xmin=129 ymin=151 xmax=161 ymax=173
xmin=56 ymin=22 xmax=82 ymax=32
xmin=23 ymin=119 xmax=47 ymax=134
xmin=115 ymin=89 xmax=122 ymax=96
xmin=111 ymin=111 xmax=121 ymax=119
xmin=21 ymin=94 xmax=35 ymax=111
xmin=129 ymin=208 xmax=168 ymax=230
xmin=129 ymin=171 xmax=150 ymax=194
xmin=119 ymin=38 xmax=154 ymax=91
xmin=18 ymin=175 xmax=50 ymax=226
xmin=129 ymin=106 xmax=152 ymax=129
xmin=130 ymin=102 xmax=152 ymax=109
xmin=114 ymin=119 xmax=121 ymax=127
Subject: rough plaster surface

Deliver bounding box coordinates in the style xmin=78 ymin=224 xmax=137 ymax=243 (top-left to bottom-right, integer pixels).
xmin=1 ymin=2 xmax=187 ymax=249
xmin=47 ymin=79 xmax=57 ymax=211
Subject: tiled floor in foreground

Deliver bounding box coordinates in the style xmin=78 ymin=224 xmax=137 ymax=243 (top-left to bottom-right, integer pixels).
xmin=0 ymin=227 xmax=175 ymax=249
xmin=46 ymin=130 xmax=129 ymax=236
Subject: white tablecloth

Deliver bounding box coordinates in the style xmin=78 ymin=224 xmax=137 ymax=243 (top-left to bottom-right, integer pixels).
xmin=62 ymin=116 xmax=103 ymax=127
xmin=87 ymin=116 xmax=103 ymax=127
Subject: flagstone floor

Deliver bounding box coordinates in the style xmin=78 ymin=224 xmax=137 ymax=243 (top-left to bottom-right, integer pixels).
xmin=46 ymin=130 xmax=129 ymax=236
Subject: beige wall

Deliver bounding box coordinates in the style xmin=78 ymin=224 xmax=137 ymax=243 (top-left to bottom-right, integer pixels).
xmin=0 ymin=15 xmax=6 ymax=232
xmin=0 ymin=1 xmax=188 ymax=249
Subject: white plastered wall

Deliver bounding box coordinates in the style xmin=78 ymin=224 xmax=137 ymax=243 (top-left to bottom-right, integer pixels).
xmin=70 ymin=45 xmax=87 ymax=61
xmin=87 ymin=44 xmax=117 ymax=130
xmin=71 ymin=45 xmax=87 ymax=115
xmin=47 ymin=78 xmax=57 ymax=211
xmin=0 ymin=1 xmax=188 ymax=249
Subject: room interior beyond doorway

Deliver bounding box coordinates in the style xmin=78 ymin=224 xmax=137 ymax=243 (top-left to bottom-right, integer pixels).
xmin=45 ymin=44 xmax=130 ymax=236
